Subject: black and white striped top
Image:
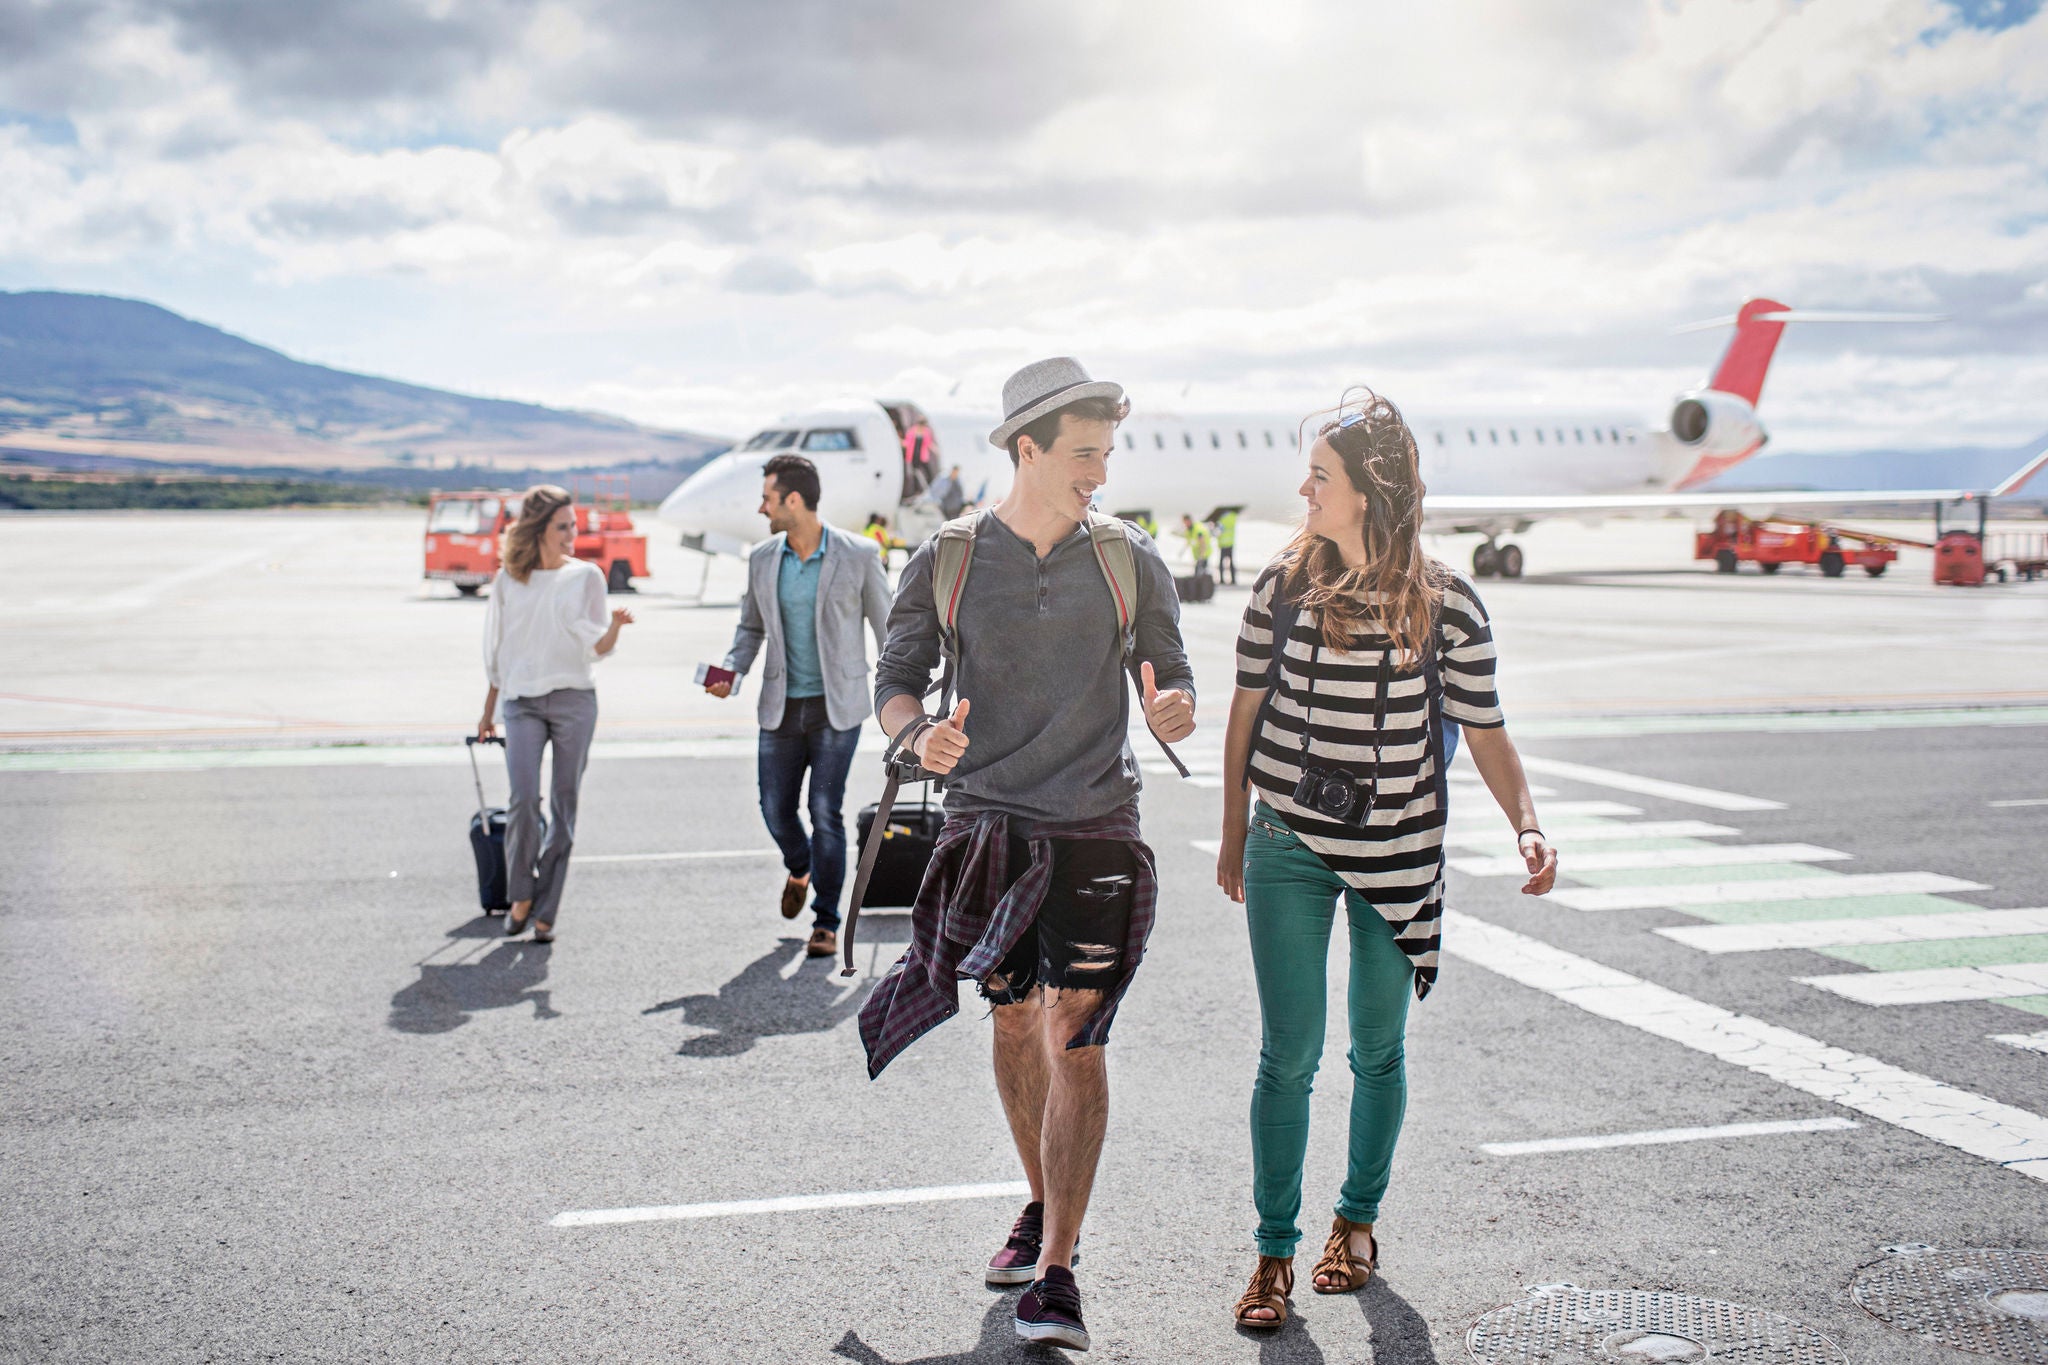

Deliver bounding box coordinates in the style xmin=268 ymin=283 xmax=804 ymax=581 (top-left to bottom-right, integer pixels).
xmin=1234 ymin=562 xmax=1505 ymax=997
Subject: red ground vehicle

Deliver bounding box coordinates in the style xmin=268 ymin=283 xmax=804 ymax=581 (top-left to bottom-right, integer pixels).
xmin=1696 ymin=510 xmax=1920 ymax=578
xmin=423 ymin=476 xmax=649 ymax=595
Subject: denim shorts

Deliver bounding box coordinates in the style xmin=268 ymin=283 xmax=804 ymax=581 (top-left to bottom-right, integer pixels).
xmin=979 ymin=836 xmax=1137 ymax=1005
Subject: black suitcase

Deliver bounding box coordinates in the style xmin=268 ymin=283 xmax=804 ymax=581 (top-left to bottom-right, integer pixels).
xmin=466 ymin=736 xmax=511 ymax=914
xmin=852 ymin=793 xmax=943 ymax=907
xmin=1174 ymin=570 xmax=1215 ymax=603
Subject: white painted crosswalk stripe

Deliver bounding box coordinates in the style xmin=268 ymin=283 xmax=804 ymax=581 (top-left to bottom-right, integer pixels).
xmin=1447 ymin=800 xmax=1643 ymax=827
xmin=1515 ymin=757 xmax=1786 ymax=812
xmin=1443 ymin=911 xmax=2048 ymax=1180
xmin=1799 ymin=961 xmax=2048 ymax=1006
xmin=1658 ymin=907 xmax=2048 ymax=955
xmin=1448 ymin=820 xmax=1742 ymax=849
xmin=1480 ymin=1116 xmax=1858 ymax=1157
xmin=552 ymin=1180 xmax=1032 ymax=1228
xmin=1992 ymin=1031 xmax=2048 ymax=1056
xmin=1552 ymin=871 xmax=1986 ymax=912
xmin=1451 ymin=843 xmax=1847 ymax=878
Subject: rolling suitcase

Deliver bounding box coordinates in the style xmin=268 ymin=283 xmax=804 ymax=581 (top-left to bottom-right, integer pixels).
xmin=1174 ymin=569 xmax=1215 ymax=603
xmin=852 ymin=789 xmax=942 ymax=907
xmin=465 ymin=735 xmax=511 ymax=914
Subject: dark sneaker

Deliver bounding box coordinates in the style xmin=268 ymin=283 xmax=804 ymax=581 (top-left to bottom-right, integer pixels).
xmin=1016 ymin=1265 xmax=1089 ymax=1351
xmin=986 ymin=1201 xmax=1081 ymax=1285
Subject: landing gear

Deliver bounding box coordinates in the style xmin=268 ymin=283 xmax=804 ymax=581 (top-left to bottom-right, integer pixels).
xmin=1472 ymin=541 xmax=1524 ymax=579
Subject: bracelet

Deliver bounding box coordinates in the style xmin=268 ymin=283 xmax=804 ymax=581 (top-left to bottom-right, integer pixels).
xmin=1517 ymin=827 xmax=1545 ymax=843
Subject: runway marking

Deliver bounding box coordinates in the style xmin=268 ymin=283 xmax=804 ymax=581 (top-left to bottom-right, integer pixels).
xmin=1552 ymin=871 xmax=1985 ymax=912
xmin=1515 ymin=757 xmax=1785 ymax=812
xmin=1658 ymin=907 xmax=2048 ymax=955
xmin=1798 ymin=962 xmax=2048 ymax=1006
xmin=1991 ymin=798 xmax=2048 ymax=808
xmin=1992 ymin=1031 xmax=2048 ymax=1056
xmin=1442 ymin=911 xmax=2048 ymax=1180
xmin=1451 ymin=843 xmax=1846 ymax=878
xmin=577 ymin=849 xmax=779 ymax=864
xmin=1447 ymin=800 xmax=1644 ymax=824
xmin=1448 ymin=820 xmax=1742 ymax=848
xmin=1480 ymin=1116 xmax=1858 ymax=1157
xmin=551 ymin=1180 xmax=1032 ymax=1228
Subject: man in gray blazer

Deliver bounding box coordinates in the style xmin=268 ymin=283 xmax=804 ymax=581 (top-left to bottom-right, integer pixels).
xmin=709 ymin=453 xmax=892 ymax=957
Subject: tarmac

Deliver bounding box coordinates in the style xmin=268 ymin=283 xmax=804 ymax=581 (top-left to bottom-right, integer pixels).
xmin=3 ymin=509 xmax=2047 ymax=1363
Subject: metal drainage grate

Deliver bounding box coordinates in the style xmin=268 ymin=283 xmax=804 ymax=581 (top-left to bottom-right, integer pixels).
xmin=1467 ymin=1283 xmax=1846 ymax=1364
xmin=1854 ymin=1244 xmax=2048 ymax=1363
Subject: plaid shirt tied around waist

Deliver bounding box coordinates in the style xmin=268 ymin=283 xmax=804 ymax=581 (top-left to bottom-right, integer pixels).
xmin=856 ymin=802 xmax=1157 ymax=1080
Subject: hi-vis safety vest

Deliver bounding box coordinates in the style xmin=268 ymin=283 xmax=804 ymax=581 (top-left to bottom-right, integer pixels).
xmin=929 ymin=510 xmax=1188 ymax=778
xmin=1216 ymin=511 xmax=1237 ymax=548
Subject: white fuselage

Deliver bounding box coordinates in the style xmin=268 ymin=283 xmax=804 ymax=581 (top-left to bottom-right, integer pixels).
xmin=657 ymin=393 xmax=1759 ymax=551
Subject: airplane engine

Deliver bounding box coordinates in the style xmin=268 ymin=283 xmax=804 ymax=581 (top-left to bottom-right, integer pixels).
xmin=1668 ymin=390 xmax=1764 ymax=458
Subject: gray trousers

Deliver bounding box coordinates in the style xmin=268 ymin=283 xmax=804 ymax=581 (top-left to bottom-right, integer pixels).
xmin=503 ymin=687 xmax=598 ymax=926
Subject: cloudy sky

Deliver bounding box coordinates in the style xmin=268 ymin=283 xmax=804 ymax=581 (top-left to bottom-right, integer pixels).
xmin=2 ymin=0 xmax=2044 ymax=452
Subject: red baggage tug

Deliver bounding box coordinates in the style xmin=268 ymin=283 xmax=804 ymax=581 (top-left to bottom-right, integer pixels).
xmin=423 ymin=474 xmax=649 ymax=596
xmin=1696 ymin=509 xmax=1919 ymax=578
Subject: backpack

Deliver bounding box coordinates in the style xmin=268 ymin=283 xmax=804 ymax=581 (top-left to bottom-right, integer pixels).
xmin=930 ymin=510 xmax=1189 ymax=778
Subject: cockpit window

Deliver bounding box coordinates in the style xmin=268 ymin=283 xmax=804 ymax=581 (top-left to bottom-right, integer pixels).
xmin=800 ymin=428 xmax=859 ymax=451
xmin=742 ymin=429 xmax=801 ymax=451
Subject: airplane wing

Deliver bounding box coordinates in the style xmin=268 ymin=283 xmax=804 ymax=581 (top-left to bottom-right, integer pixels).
xmin=1424 ymin=442 xmax=2048 ymax=532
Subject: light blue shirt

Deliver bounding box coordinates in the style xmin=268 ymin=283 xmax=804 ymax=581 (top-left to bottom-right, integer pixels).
xmin=777 ymin=536 xmax=827 ymax=699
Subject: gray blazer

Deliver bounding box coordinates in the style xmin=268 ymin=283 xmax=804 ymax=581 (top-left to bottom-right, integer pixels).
xmin=723 ymin=525 xmax=892 ymax=732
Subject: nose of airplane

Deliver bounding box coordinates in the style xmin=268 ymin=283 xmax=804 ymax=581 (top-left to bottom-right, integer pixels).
xmin=658 ymin=452 xmax=758 ymax=554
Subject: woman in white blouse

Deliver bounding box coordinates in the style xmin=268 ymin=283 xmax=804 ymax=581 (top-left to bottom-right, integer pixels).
xmin=477 ymin=486 xmax=633 ymax=941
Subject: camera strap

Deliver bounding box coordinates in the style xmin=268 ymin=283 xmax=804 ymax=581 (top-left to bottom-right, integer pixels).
xmin=1295 ymin=640 xmax=1390 ymax=815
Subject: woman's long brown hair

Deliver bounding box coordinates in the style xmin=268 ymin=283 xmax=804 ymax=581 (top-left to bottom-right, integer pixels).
xmin=503 ymin=484 xmax=572 ymax=584
xmin=1279 ymin=389 xmax=1446 ymax=666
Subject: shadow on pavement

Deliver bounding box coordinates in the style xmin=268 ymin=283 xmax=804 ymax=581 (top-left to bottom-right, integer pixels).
xmin=1359 ymin=1277 xmax=1439 ymax=1363
xmin=643 ymin=936 xmax=866 ymax=1057
xmin=442 ymin=913 xmax=508 ymax=940
xmin=388 ymin=940 xmax=558 ymax=1034
xmin=831 ymin=1297 xmax=1018 ymax=1363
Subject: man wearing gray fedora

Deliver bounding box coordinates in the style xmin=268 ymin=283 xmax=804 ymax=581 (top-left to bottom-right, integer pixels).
xmin=861 ymin=357 xmax=1197 ymax=1352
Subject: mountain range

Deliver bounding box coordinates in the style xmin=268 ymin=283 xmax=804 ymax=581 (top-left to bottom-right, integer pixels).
xmin=0 ymin=290 xmax=725 ymax=477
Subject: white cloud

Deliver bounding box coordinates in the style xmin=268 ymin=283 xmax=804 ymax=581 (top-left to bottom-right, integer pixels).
xmin=0 ymin=0 xmax=2043 ymax=448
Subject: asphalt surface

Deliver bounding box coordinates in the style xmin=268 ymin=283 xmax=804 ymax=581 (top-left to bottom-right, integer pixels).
xmin=4 ymin=718 xmax=2045 ymax=1363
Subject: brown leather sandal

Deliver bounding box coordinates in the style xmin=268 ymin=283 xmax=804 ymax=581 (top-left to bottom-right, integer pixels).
xmin=1311 ymin=1216 xmax=1377 ymax=1294
xmin=1234 ymin=1255 xmax=1293 ymax=1329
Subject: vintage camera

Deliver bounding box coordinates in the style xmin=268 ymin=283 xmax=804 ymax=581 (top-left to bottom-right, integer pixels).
xmin=1292 ymin=764 xmax=1377 ymax=827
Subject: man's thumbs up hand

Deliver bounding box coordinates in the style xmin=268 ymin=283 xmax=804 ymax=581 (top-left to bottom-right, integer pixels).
xmin=1140 ymin=662 xmax=1196 ymax=743
xmin=917 ymin=697 xmax=973 ymax=775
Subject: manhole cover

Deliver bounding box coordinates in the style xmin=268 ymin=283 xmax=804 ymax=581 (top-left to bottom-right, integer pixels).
xmin=1854 ymin=1244 xmax=2048 ymax=1362
xmin=1467 ymin=1284 xmax=1845 ymax=1364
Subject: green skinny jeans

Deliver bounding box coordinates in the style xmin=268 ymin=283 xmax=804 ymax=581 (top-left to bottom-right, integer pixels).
xmin=1243 ymin=801 xmax=1414 ymax=1258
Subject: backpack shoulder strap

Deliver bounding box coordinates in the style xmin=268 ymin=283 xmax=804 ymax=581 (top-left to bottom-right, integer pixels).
xmin=930 ymin=513 xmax=980 ymax=636
xmin=1082 ymin=511 xmax=1138 ymax=635
xmin=1085 ymin=512 xmax=1189 ymax=778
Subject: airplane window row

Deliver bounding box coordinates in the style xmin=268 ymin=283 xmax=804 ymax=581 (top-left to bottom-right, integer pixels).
xmin=1123 ymin=429 xmax=1289 ymax=451
xmin=1437 ymin=426 xmax=1635 ymax=447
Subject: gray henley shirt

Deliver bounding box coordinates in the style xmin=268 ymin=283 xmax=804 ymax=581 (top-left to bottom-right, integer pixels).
xmin=874 ymin=511 xmax=1197 ymax=822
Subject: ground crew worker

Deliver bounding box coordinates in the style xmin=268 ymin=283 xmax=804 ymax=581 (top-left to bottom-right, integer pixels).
xmin=1180 ymin=513 xmax=1213 ymax=578
xmin=1215 ymin=508 xmax=1239 ymax=584
xmin=1135 ymin=511 xmax=1160 ymax=540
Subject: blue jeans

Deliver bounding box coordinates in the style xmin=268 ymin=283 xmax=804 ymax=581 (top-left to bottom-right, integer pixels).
xmin=758 ymin=695 xmax=861 ymax=929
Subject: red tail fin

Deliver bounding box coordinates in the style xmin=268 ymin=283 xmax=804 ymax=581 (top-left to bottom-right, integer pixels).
xmin=1708 ymin=298 xmax=1789 ymax=405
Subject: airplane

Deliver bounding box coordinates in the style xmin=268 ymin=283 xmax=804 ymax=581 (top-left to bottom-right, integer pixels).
xmin=657 ymin=299 xmax=2046 ymax=579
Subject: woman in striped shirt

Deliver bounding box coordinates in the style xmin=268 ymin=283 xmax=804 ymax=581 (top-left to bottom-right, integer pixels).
xmin=1220 ymin=392 xmax=1558 ymax=1330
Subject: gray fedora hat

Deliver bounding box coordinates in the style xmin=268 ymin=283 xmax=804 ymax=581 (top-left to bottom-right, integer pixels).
xmin=987 ymin=357 xmax=1125 ymax=449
